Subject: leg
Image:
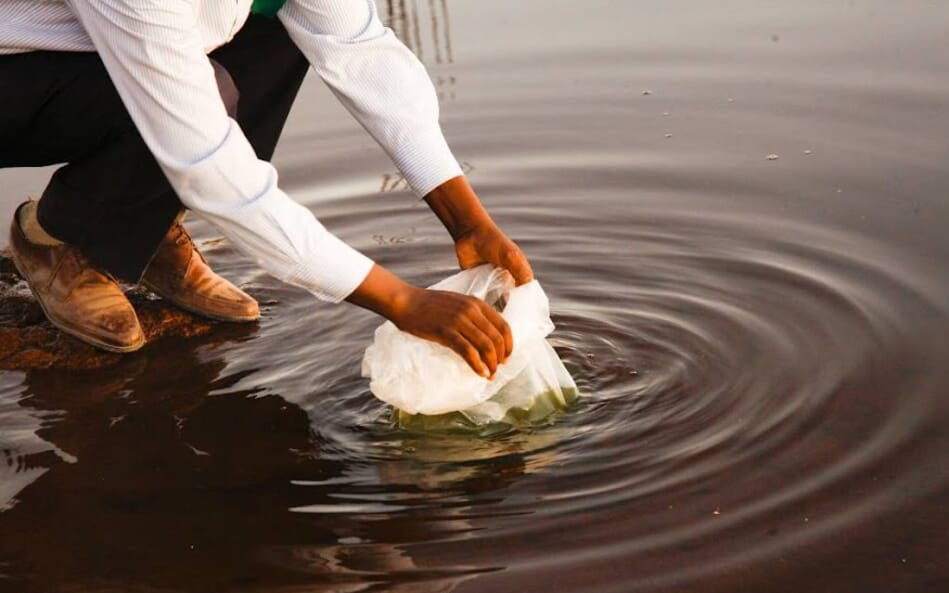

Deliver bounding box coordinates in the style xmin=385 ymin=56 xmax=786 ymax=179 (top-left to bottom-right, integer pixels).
xmin=139 ymin=15 xmax=310 ymax=322
xmin=211 ymin=14 xmax=311 ymax=162
xmin=0 ymin=15 xmax=309 ymax=346
xmin=0 ymin=15 xmax=307 ymax=282
xmin=0 ymin=50 xmax=170 ymax=351
xmin=0 ymin=50 xmax=241 ymax=347
xmin=1 ymin=51 xmax=183 ymax=282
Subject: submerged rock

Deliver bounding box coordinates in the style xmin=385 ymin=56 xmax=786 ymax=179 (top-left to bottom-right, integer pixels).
xmin=0 ymin=251 xmax=218 ymax=371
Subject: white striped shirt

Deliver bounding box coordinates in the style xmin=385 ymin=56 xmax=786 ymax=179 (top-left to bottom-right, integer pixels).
xmin=0 ymin=1 xmax=463 ymax=302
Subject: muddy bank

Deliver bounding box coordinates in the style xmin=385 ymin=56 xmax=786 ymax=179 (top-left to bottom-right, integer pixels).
xmin=0 ymin=251 xmax=219 ymax=371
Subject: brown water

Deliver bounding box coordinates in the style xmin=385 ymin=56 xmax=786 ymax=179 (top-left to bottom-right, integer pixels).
xmin=1 ymin=1 xmax=948 ymax=592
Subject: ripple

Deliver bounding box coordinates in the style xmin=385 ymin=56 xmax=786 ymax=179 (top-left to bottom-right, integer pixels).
xmin=1 ymin=2 xmax=947 ymax=591
xmin=234 ymin=179 xmax=946 ymax=589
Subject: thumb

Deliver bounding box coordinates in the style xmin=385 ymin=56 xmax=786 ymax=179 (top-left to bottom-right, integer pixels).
xmin=502 ymin=245 xmax=534 ymax=285
xmin=455 ymin=240 xmax=484 ymax=269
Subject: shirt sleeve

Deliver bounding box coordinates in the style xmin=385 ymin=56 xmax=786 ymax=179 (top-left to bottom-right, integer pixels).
xmin=279 ymin=0 xmax=463 ymax=197
xmin=67 ymin=0 xmax=374 ymax=303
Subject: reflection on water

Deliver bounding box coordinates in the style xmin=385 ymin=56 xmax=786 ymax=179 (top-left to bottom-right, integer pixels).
xmin=380 ymin=160 xmax=472 ymax=194
xmin=385 ymin=0 xmax=455 ymax=66
xmin=1 ymin=1 xmax=948 ymax=592
xmin=379 ymin=0 xmax=460 ymax=193
xmin=0 ymin=382 xmax=72 ymax=512
xmin=384 ymin=0 xmax=456 ymax=103
xmin=0 ymin=324 xmax=501 ymax=592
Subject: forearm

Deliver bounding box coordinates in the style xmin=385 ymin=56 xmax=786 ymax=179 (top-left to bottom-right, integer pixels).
xmin=282 ymin=0 xmax=463 ymax=196
xmin=345 ymin=263 xmax=416 ymax=320
xmin=423 ymin=175 xmax=494 ymax=240
xmin=428 ymin=177 xmax=535 ymax=285
xmin=70 ymin=0 xmax=373 ymax=303
xmin=346 ymin=262 xmax=511 ymax=378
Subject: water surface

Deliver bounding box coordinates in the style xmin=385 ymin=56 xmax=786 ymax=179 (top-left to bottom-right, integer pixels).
xmin=1 ymin=1 xmax=948 ymax=592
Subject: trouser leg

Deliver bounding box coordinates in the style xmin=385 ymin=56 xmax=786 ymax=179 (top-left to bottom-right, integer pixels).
xmin=0 ymin=51 xmax=185 ymax=281
xmin=210 ymin=15 xmax=310 ymax=161
xmin=0 ymin=14 xmax=309 ymax=282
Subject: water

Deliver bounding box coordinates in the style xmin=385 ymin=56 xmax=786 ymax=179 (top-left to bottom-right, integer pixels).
xmin=1 ymin=1 xmax=948 ymax=591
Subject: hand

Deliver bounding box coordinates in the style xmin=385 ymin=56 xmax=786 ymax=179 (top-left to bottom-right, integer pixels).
xmin=391 ymin=286 xmax=513 ymax=378
xmin=454 ymin=221 xmax=534 ymax=285
xmin=423 ymin=175 xmax=534 ymax=285
xmin=347 ymin=264 xmax=513 ymax=377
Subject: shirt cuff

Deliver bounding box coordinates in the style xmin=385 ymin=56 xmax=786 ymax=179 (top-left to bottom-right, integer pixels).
xmin=391 ymin=126 xmax=465 ymax=197
xmin=286 ymin=232 xmax=375 ymax=303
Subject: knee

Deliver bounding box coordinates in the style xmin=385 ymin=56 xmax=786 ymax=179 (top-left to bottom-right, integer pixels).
xmin=210 ymin=59 xmax=239 ymax=118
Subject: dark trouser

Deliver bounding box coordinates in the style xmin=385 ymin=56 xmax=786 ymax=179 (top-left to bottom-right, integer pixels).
xmin=0 ymin=15 xmax=309 ymax=282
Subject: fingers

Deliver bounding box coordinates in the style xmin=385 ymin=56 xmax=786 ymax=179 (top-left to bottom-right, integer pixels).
xmin=449 ymin=299 xmax=514 ymax=378
xmin=501 ymin=243 xmax=534 ymax=286
xmin=477 ymin=302 xmax=513 ymax=359
xmin=454 ymin=226 xmax=534 ymax=285
xmin=402 ymin=289 xmax=516 ymax=379
xmin=460 ymin=319 xmax=499 ymax=376
xmin=446 ymin=331 xmax=489 ymax=377
xmin=461 ymin=322 xmax=504 ymax=379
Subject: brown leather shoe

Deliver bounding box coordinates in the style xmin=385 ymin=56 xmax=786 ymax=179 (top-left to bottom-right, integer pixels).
xmin=8 ymin=202 xmax=145 ymax=353
xmin=142 ymin=222 xmax=259 ymax=322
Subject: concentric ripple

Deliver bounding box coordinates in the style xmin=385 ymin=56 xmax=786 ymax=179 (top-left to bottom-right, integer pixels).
xmin=228 ymin=184 xmax=944 ymax=592
xmin=1 ymin=1 xmax=947 ymax=592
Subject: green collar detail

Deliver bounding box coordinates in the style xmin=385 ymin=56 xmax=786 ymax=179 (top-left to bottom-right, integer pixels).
xmin=251 ymin=0 xmax=288 ymax=18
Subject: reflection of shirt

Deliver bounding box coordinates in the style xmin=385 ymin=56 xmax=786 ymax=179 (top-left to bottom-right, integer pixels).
xmin=0 ymin=1 xmax=462 ymax=302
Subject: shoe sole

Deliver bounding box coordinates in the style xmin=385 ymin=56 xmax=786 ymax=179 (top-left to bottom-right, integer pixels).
xmin=142 ymin=280 xmax=260 ymax=323
xmin=9 ymin=249 xmax=145 ymax=354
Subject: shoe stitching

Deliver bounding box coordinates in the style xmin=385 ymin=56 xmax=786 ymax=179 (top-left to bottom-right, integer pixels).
xmin=43 ymin=243 xmax=72 ymax=293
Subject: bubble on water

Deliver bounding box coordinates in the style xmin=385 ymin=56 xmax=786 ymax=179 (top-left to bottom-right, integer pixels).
xmin=664 ymin=133 xmax=673 ymax=139
xmin=766 ymin=154 xmax=780 ymax=160
xmin=663 ymin=112 xmax=671 ymax=116
xmin=642 ymin=89 xmax=653 ymax=95
xmin=804 ymin=149 xmax=813 ymax=155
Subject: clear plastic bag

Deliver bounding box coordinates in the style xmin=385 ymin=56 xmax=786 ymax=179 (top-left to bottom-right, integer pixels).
xmin=361 ymin=265 xmax=578 ymax=425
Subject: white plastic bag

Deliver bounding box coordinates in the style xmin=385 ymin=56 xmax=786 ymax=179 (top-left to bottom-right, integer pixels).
xmin=361 ymin=265 xmax=578 ymax=424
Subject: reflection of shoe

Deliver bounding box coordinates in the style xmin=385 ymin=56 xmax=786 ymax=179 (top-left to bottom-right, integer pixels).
xmin=9 ymin=202 xmax=145 ymax=353
xmin=143 ymin=222 xmax=259 ymax=322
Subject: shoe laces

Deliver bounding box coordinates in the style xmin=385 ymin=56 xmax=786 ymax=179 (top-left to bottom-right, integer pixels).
xmin=171 ymin=223 xmax=208 ymax=265
xmin=173 ymin=224 xmax=191 ymax=247
xmin=46 ymin=245 xmax=114 ymax=290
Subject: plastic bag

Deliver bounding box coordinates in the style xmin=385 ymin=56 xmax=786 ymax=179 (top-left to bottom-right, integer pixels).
xmin=361 ymin=265 xmax=578 ymax=425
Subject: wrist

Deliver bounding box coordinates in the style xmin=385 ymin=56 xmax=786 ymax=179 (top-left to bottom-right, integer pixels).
xmin=423 ymin=175 xmax=493 ymax=241
xmin=346 ymin=263 xmax=419 ymax=322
